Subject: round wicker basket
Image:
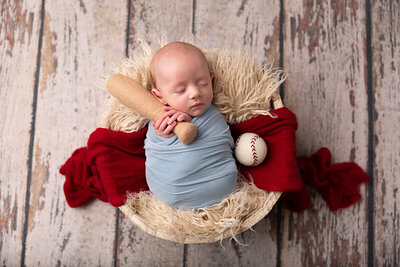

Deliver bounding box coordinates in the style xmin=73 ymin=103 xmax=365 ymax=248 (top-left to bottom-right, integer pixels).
xmin=102 ymin=42 xmax=285 ymax=243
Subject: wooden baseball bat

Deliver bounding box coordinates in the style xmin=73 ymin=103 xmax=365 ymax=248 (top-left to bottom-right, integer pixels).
xmin=106 ymin=74 xmax=197 ymax=144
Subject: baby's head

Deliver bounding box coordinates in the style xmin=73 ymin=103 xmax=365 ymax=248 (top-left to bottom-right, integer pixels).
xmin=150 ymin=42 xmax=214 ymax=117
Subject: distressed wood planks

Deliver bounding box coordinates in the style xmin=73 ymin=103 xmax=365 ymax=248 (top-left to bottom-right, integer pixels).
xmin=371 ymin=0 xmax=400 ymax=265
xmin=0 ymin=1 xmax=42 ymax=265
xmin=281 ymin=0 xmax=369 ymax=265
xmin=22 ymin=1 xmax=127 ymax=265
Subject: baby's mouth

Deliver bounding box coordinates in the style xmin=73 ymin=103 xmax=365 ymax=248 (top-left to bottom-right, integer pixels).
xmin=191 ymin=103 xmax=203 ymax=108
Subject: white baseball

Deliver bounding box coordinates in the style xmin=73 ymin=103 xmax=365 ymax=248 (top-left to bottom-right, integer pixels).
xmin=234 ymin=133 xmax=268 ymax=166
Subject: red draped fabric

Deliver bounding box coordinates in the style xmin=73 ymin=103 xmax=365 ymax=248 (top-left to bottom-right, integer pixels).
xmin=60 ymin=107 xmax=368 ymax=211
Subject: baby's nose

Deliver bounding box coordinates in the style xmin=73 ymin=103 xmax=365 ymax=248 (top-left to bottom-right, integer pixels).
xmin=188 ymin=86 xmax=200 ymax=99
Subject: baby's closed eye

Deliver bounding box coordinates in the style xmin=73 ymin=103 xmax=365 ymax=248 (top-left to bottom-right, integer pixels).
xmin=198 ymin=80 xmax=208 ymax=86
xmin=174 ymin=87 xmax=186 ymax=94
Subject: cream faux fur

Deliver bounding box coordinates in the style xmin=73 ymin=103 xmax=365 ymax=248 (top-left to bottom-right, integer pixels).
xmin=102 ymin=40 xmax=284 ymax=244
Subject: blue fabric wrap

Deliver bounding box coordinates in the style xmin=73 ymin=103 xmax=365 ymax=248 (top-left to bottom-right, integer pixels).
xmin=144 ymin=104 xmax=238 ymax=209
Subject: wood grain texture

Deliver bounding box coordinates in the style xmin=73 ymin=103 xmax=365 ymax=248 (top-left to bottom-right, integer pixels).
xmin=126 ymin=0 xmax=193 ymax=55
xmin=2 ymin=0 xmax=400 ymax=265
xmin=115 ymin=1 xmax=193 ymax=266
xmin=22 ymin=1 xmax=127 ymax=265
xmin=0 ymin=1 xmax=42 ymax=265
xmin=185 ymin=210 xmax=280 ymax=267
xmin=193 ymin=0 xmax=281 ymax=67
xmin=116 ymin=217 xmax=183 ymax=267
xmin=186 ymin=1 xmax=281 ymax=266
xmin=371 ymin=0 xmax=400 ymax=265
xmin=281 ymin=0 xmax=369 ymax=265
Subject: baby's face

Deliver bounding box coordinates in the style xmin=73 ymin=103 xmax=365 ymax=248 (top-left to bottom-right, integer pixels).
xmin=152 ymin=49 xmax=213 ymax=117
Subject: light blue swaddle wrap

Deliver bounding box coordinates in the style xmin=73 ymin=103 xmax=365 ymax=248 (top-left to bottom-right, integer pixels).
xmin=145 ymin=104 xmax=238 ymax=209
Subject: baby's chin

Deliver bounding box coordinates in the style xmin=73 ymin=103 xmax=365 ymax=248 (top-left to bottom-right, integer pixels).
xmin=187 ymin=105 xmax=209 ymax=117
xmin=186 ymin=110 xmax=201 ymax=117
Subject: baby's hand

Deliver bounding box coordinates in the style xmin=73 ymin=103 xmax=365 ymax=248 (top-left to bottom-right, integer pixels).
xmin=152 ymin=107 xmax=192 ymax=138
xmin=163 ymin=106 xmax=192 ymax=123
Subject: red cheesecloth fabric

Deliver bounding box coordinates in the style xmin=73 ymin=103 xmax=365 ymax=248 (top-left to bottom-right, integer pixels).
xmin=60 ymin=107 xmax=368 ymax=211
xmin=281 ymin=148 xmax=370 ymax=212
xmin=230 ymin=108 xmax=303 ymax=192
xmin=60 ymin=127 xmax=149 ymax=207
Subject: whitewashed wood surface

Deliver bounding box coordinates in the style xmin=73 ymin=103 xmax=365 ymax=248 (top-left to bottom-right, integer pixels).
xmin=1 ymin=0 xmax=398 ymax=266
xmin=282 ymin=1 xmax=369 ymax=265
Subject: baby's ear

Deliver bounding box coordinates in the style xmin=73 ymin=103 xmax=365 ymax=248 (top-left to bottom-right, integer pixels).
xmin=210 ymin=74 xmax=215 ymax=87
xmin=151 ymin=88 xmax=167 ymax=105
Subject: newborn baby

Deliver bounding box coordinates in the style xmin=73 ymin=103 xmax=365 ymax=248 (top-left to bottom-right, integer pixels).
xmin=145 ymin=42 xmax=238 ymax=209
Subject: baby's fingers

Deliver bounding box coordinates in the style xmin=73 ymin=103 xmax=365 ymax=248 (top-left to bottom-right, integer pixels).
xmin=177 ymin=114 xmax=185 ymax=122
xmin=153 ymin=116 xmax=166 ymax=130
xmin=168 ymin=113 xmax=181 ymax=124
xmin=156 ymin=113 xmax=171 ymax=125
xmin=163 ymin=121 xmax=177 ymax=136
xmin=177 ymin=113 xmax=192 ymax=122
xmin=158 ymin=118 xmax=170 ymax=131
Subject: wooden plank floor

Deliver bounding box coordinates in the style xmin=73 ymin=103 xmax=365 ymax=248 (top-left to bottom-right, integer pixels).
xmin=1 ymin=0 xmax=398 ymax=266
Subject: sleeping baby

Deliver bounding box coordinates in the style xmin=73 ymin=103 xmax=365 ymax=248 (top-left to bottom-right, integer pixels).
xmin=145 ymin=42 xmax=238 ymax=209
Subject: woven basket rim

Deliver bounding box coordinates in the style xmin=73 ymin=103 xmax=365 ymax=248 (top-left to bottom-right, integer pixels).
xmin=119 ymin=190 xmax=282 ymax=243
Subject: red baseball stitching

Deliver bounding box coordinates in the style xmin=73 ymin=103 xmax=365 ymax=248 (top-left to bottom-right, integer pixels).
xmin=250 ymin=135 xmax=259 ymax=166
